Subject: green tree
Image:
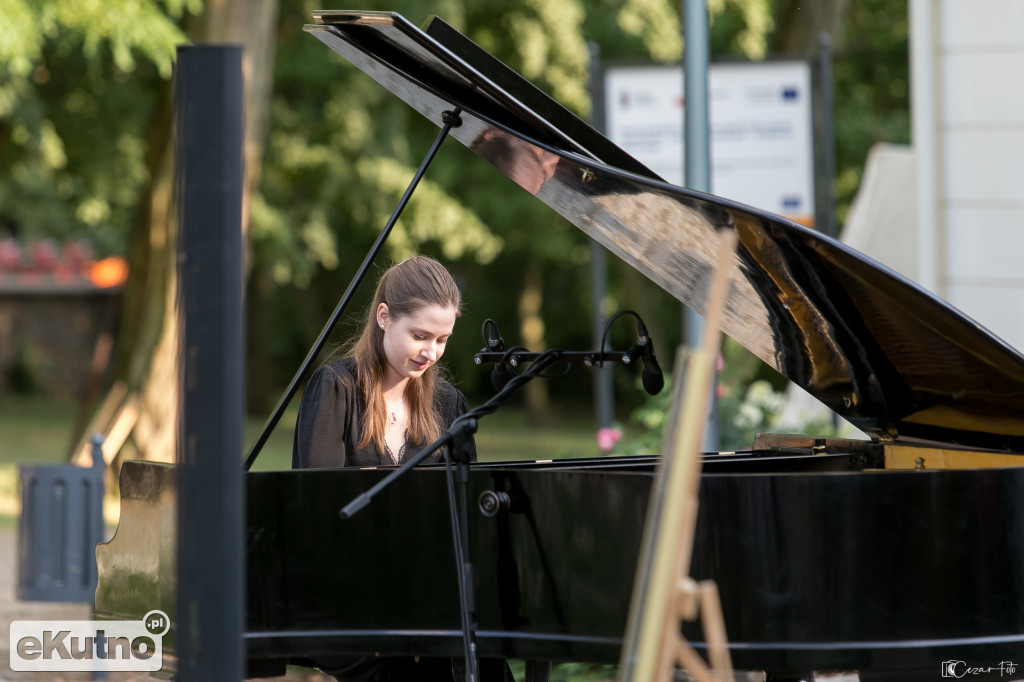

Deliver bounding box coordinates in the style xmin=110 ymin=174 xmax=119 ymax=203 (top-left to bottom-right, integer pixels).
xmin=2 ymin=0 xmax=912 ymax=455
xmin=831 ymin=0 xmax=910 ymax=223
xmin=1 ymin=0 xmax=288 ymax=463
xmin=0 ymin=0 xmax=193 ymax=249
xmin=250 ymin=0 xmax=691 ymax=418
xmin=1 ymin=0 xmax=195 ymax=464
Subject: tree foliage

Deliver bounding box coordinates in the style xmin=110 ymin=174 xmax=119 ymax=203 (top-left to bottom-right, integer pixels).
xmin=253 ymin=0 xmax=695 ymax=403
xmin=0 ymin=0 xmax=195 ymax=251
xmin=832 ymin=0 xmax=910 ymax=222
xmin=1 ymin=0 xmax=912 ymax=420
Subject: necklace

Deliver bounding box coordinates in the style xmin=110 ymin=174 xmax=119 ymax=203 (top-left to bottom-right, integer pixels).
xmin=386 ymin=399 xmax=404 ymax=427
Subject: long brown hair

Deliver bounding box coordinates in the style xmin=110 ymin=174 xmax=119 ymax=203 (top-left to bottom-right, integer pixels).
xmin=349 ymin=256 xmax=462 ymax=452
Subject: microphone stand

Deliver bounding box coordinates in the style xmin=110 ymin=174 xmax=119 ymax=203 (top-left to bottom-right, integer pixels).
xmin=339 ymin=349 xmax=570 ymax=682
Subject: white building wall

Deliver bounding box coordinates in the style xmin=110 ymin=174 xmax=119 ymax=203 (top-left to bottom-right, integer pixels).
xmin=912 ymin=0 xmax=1024 ymax=349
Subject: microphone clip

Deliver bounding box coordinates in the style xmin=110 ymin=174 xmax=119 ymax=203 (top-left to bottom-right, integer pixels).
xmin=599 ymin=310 xmax=664 ymax=396
xmin=482 ymin=318 xmax=505 ymax=353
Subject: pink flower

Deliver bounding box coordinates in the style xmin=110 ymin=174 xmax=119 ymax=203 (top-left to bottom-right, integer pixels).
xmin=597 ymin=427 xmax=623 ymax=453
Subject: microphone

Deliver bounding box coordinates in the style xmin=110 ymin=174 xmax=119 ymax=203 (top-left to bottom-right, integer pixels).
xmin=482 ymin=319 xmax=516 ymax=391
xmin=634 ymin=319 xmax=664 ymax=396
xmin=491 ymin=362 xmax=516 ymax=392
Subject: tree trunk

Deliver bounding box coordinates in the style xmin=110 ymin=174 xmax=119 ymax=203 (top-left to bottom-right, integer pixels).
xmin=245 ymin=269 xmax=277 ymax=414
xmin=772 ymin=0 xmax=851 ymax=55
xmin=519 ymin=258 xmax=551 ymax=423
xmin=201 ymin=0 xmax=281 ymax=416
xmin=112 ymin=76 xmax=178 ymax=464
xmin=85 ymin=0 xmax=279 ymax=466
xmin=202 ymin=0 xmax=279 ymax=247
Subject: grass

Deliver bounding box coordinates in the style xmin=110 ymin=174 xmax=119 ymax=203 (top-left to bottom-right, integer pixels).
xmin=0 ymin=395 xmax=609 ymax=518
xmin=475 ymin=407 xmax=605 ymax=461
xmin=244 ymin=399 xmax=608 ymax=470
xmin=0 ymin=395 xmax=80 ymax=464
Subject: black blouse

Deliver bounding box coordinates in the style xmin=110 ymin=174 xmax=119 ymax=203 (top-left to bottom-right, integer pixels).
xmin=292 ymin=357 xmax=469 ymax=469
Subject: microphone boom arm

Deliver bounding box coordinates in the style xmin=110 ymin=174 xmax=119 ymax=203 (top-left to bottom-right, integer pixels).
xmin=338 ymin=347 xmax=569 ymax=682
xmin=475 ymin=312 xmax=664 ymax=395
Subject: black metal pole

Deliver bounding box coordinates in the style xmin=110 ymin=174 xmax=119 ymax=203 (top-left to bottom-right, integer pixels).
xmin=175 ymin=44 xmax=245 ymax=681
xmin=336 ymin=421 xmax=480 ymax=681
xmin=243 ymin=108 xmax=463 ymax=470
xmin=815 ymin=33 xmax=840 ymax=433
xmin=445 ymin=438 xmax=479 ymax=682
xmin=682 ymin=0 xmax=719 ymax=451
xmin=818 ymin=32 xmax=837 ymax=240
xmin=587 ymin=41 xmax=614 ymax=431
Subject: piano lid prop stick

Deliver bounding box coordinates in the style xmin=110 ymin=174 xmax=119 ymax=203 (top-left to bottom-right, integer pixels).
xmin=619 ymin=229 xmax=737 ymax=682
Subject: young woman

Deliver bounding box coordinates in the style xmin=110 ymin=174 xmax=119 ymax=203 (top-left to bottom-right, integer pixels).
xmin=292 ymin=257 xmax=512 ymax=681
xmin=293 ymin=255 xmax=467 ymax=469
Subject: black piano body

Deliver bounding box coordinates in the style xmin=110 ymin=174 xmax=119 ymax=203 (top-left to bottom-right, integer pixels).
xmin=98 ymin=440 xmax=1024 ymax=678
xmin=96 ymin=10 xmax=1024 ymax=681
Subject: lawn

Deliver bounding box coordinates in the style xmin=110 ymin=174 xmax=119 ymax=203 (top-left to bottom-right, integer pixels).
xmin=0 ymin=395 xmax=80 ymax=464
xmin=0 ymin=394 xmax=610 ymax=519
xmin=248 ymin=403 xmax=606 ymax=470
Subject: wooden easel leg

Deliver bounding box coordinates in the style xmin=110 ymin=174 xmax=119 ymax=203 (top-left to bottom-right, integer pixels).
xmin=699 ymin=581 xmax=734 ymax=675
xmin=620 ymin=230 xmax=740 ymax=682
xmin=674 ymin=636 xmax=715 ymax=682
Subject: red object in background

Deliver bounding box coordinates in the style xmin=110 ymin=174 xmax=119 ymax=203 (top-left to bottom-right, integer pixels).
xmin=89 ymin=257 xmax=129 ymax=288
xmin=0 ymin=239 xmax=21 ymax=269
xmin=29 ymin=239 xmax=60 ymax=270
xmin=63 ymin=240 xmax=94 ymax=270
xmin=0 ymin=238 xmax=127 ymax=289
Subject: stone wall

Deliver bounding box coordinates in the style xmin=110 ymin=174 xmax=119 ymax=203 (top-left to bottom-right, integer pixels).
xmin=0 ymin=290 xmax=118 ymax=399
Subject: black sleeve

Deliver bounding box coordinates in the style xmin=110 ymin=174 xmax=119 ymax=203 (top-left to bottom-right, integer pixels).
xmin=437 ymin=379 xmax=469 ymax=427
xmin=437 ymin=380 xmax=474 ymax=462
xmin=292 ymin=364 xmax=353 ymax=469
xmin=452 ymin=386 xmax=469 ymax=422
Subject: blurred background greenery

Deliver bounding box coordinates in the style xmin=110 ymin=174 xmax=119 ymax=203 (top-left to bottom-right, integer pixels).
xmin=0 ymin=0 xmax=905 ymax=461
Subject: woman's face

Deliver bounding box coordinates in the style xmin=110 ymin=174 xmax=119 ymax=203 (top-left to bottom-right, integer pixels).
xmin=377 ymin=303 xmax=458 ymax=384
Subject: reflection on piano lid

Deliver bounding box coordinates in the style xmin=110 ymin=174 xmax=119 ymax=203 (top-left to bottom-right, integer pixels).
xmin=306 ymin=11 xmax=1024 ymax=452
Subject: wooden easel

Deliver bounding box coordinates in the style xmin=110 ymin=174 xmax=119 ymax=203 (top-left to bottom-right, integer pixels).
xmin=68 ymin=381 xmax=139 ymax=468
xmin=620 ymin=230 xmax=737 ymax=682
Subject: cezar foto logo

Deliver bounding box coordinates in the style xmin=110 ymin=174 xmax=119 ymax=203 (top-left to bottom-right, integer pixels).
xmin=10 ymin=609 xmax=169 ymax=672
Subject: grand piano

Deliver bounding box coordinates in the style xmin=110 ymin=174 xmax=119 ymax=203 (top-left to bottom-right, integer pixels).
xmin=95 ymin=10 xmax=1024 ymax=681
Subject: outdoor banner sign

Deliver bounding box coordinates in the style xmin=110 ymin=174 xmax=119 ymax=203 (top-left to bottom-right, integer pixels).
xmin=604 ymin=61 xmax=815 ymax=226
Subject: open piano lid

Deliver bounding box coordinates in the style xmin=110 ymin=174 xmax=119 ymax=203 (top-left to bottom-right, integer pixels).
xmin=306 ymin=11 xmax=1024 ymax=452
